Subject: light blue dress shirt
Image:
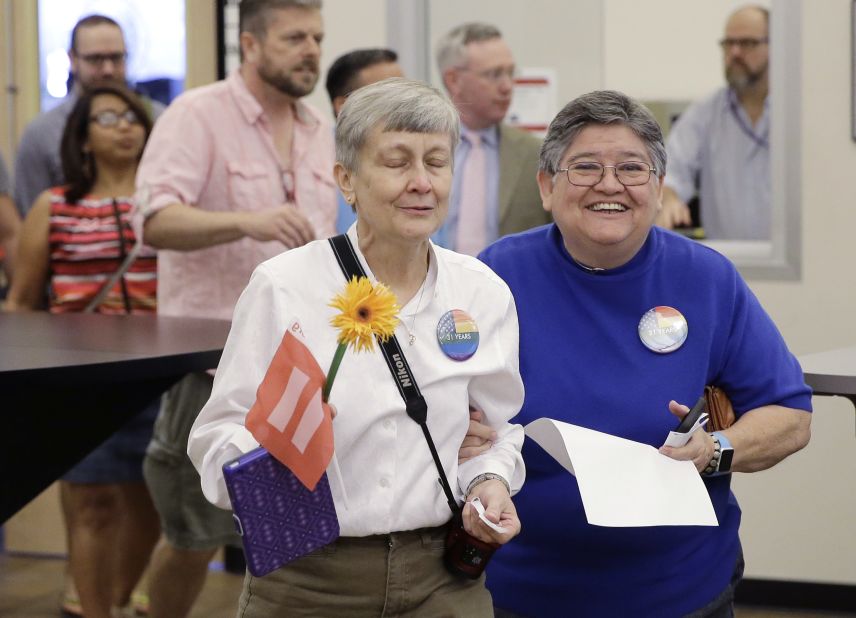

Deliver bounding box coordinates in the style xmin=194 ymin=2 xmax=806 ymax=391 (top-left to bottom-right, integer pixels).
xmin=664 ymin=87 xmax=770 ymax=240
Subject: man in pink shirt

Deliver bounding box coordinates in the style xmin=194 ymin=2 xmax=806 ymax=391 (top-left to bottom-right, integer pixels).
xmin=135 ymin=1 xmax=335 ymax=615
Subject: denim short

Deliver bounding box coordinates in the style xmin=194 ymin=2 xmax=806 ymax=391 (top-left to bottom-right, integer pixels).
xmin=62 ymin=398 xmax=160 ymax=484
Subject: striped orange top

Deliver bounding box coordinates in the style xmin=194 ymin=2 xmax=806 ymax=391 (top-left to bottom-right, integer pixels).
xmin=48 ymin=188 xmax=157 ymax=314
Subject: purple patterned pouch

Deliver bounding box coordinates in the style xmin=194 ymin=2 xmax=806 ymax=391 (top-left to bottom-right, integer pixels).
xmin=223 ymin=447 xmax=340 ymax=577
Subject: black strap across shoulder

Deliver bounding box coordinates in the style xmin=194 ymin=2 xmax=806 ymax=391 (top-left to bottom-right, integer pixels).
xmin=328 ymin=234 xmax=459 ymax=517
xmin=110 ymin=199 xmax=132 ymax=313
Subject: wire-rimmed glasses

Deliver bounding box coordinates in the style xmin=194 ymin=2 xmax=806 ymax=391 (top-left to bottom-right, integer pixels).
xmin=557 ymin=161 xmax=657 ymax=187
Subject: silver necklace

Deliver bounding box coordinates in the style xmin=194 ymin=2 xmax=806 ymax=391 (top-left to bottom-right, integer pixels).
xmin=406 ymin=277 xmax=428 ymax=346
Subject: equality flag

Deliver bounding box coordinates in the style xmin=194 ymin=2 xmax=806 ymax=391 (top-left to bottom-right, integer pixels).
xmin=245 ymin=330 xmax=334 ymax=490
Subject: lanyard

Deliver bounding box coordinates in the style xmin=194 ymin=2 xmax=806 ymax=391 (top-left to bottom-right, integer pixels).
xmin=728 ymin=93 xmax=769 ymax=150
xmin=328 ymin=234 xmax=460 ymax=517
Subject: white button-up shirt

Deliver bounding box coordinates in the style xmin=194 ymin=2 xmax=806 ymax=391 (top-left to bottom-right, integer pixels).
xmin=188 ymin=226 xmax=525 ymax=536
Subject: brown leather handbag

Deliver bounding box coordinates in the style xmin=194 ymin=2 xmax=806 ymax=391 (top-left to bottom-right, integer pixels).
xmin=705 ymin=385 xmax=736 ymax=431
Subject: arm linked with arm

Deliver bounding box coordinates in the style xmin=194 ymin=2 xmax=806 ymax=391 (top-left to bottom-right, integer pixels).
xmin=456 ymin=291 xmax=525 ymax=497
xmin=456 ymin=291 xmax=525 ymax=544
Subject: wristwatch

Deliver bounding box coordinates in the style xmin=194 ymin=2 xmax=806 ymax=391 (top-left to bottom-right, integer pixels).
xmin=703 ymin=432 xmax=734 ymax=476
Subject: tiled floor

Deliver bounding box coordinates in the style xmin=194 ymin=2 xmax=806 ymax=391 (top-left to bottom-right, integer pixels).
xmin=0 ymin=554 xmax=853 ymax=617
xmin=0 ymin=554 xmax=241 ymax=618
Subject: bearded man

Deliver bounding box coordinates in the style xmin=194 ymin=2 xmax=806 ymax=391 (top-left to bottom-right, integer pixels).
xmin=658 ymin=5 xmax=771 ymax=240
xmin=133 ymin=1 xmax=335 ymax=615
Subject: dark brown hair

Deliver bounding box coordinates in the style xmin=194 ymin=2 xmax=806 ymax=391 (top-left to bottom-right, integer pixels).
xmin=325 ymin=48 xmax=398 ymax=103
xmin=240 ymin=0 xmax=321 ymax=39
xmin=61 ymin=82 xmax=153 ymax=204
xmin=69 ymin=14 xmax=122 ymax=53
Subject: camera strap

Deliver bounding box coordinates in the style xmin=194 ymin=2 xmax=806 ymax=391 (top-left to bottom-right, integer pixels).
xmin=329 ymin=234 xmax=460 ymax=518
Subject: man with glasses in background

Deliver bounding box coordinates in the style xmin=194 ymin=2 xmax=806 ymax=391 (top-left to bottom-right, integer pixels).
xmin=13 ymin=14 xmax=164 ymax=217
xmin=435 ymin=22 xmax=549 ymax=256
xmin=657 ymin=4 xmax=770 ymax=240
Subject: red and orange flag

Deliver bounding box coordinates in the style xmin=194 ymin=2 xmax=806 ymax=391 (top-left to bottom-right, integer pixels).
xmin=245 ymin=330 xmax=334 ymax=491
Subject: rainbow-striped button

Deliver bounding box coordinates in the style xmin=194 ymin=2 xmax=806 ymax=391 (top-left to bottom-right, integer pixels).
xmin=436 ymin=309 xmax=480 ymax=361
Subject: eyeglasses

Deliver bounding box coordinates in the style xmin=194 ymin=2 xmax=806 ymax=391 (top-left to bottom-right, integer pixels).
xmin=557 ymin=161 xmax=657 ymax=187
xmin=460 ymin=66 xmax=517 ymax=84
xmin=90 ymin=109 xmax=141 ymax=128
xmin=718 ymin=37 xmax=768 ymax=51
xmin=77 ymin=52 xmax=127 ymax=66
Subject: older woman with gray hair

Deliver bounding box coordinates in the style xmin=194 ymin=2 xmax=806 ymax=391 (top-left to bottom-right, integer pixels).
xmin=188 ymin=78 xmax=525 ymax=616
xmin=466 ymin=90 xmax=812 ymax=617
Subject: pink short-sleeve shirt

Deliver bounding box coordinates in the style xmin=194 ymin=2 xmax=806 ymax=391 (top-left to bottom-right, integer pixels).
xmin=136 ymin=70 xmax=337 ymax=320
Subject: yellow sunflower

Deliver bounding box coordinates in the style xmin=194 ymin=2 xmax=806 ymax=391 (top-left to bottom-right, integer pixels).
xmin=329 ymin=276 xmax=400 ymax=353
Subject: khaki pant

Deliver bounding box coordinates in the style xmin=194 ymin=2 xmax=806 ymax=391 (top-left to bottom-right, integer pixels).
xmin=237 ymin=526 xmax=493 ymax=617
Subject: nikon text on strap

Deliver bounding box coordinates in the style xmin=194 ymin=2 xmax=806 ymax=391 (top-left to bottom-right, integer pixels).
xmin=328 ymin=234 xmax=460 ymax=517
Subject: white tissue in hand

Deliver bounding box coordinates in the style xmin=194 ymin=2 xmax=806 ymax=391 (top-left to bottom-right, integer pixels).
xmin=470 ymin=497 xmax=509 ymax=534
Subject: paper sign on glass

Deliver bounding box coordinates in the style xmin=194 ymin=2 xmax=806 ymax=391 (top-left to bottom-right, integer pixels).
xmin=525 ymin=418 xmax=718 ymax=527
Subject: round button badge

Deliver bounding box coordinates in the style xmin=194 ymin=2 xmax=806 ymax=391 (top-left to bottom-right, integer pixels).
xmin=436 ymin=309 xmax=479 ymax=361
xmin=638 ymin=306 xmax=688 ymax=354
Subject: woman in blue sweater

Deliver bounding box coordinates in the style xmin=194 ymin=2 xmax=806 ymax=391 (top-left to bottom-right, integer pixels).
xmin=468 ymin=90 xmax=811 ymax=617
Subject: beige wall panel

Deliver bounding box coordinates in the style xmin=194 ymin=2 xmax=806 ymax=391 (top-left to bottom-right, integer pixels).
xmin=309 ymin=0 xmax=387 ymax=119
xmin=4 ymin=484 xmax=67 ymax=555
xmin=0 ymin=0 xmax=39 ymax=169
xmin=186 ymin=0 xmax=218 ymax=90
xmin=731 ymin=0 xmax=856 ymax=584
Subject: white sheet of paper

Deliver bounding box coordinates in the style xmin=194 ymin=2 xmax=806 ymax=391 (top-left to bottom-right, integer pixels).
xmin=525 ymin=418 xmax=718 ymax=527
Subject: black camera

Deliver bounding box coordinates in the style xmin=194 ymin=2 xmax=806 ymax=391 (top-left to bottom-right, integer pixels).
xmin=443 ymin=513 xmax=500 ymax=579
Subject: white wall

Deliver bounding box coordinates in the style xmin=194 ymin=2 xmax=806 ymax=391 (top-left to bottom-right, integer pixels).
xmin=305 ymin=0 xmax=388 ymax=119
xmin=603 ymin=0 xmax=768 ymax=101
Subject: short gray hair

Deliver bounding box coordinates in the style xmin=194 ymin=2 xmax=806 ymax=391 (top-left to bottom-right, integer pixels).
xmin=240 ymin=0 xmax=322 ymax=39
xmin=540 ymin=90 xmax=667 ymax=177
xmin=335 ymin=77 xmax=460 ymax=172
xmin=435 ymin=22 xmax=502 ymax=73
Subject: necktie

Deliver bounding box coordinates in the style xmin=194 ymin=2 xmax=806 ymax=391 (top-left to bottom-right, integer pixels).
xmin=455 ymin=131 xmax=487 ymax=256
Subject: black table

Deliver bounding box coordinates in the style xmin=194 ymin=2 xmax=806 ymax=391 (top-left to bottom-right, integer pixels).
xmin=799 ymin=346 xmax=856 ymax=414
xmin=0 ymin=313 xmax=231 ymax=522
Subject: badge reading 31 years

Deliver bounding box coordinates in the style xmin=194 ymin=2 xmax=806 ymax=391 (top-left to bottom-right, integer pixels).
xmin=436 ymin=309 xmax=479 ymax=361
xmin=638 ymin=306 xmax=688 ymax=354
